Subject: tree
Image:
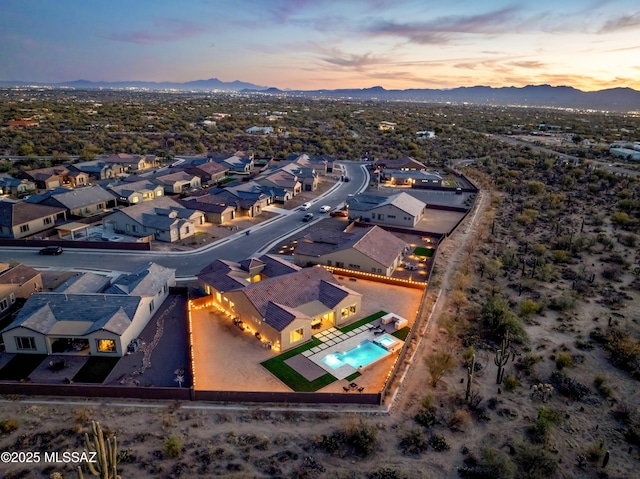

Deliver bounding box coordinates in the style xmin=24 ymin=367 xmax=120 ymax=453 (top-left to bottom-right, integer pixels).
xmin=425 ymin=349 xmax=455 ymax=387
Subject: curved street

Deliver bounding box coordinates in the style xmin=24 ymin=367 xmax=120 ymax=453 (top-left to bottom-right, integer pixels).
xmin=0 ymin=162 xmax=369 ymax=277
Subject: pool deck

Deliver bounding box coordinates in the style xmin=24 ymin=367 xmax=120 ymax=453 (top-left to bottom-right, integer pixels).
xmin=300 ymin=321 xmax=404 ymax=380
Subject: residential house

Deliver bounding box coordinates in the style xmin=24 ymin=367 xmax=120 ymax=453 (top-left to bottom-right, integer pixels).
xmin=346 ymin=192 xmax=426 ymax=228
xmin=102 ymin=153 xmax=158 ymax=172
xmin=212 ymin=152 xmax=254 ymax=173
xmin=0 ymin=174 xmax=36 ymax=197
xmin=54 ymin=272 xmax=111 ymax=294
xmin=198 ymin=256 xmax=362 ymax=351
xmin=103 ymin=196 xmax=204 ymax=242
xmin=223 ymin=182 xmax=274 ymax=215
xmin=287 ymin=154 xmax=334 ymax=174
xmin=153 ymin=171 xmax=201 ymax=194
xmin=0 ymin=264 xmax=43 ymax=317
xmin=177 ymin=196 xmax=237 ymax=224
xmin=70 ymin=161 xmax=124 ymax=181
xmin=382 ymin=170 xmax=443 ymax=187
xmin=1 ymin=262 xmax=175 ymax=356
xmin=378 ymin=121 xmax=397 ymax=131
xmin=245 ymin=126 xmax=274 ymax=135
xmin=293 ymin=226 xmax=408 ymax=276
xmin=376 ymin=156 xmax=426 ymax=171
xmin=259 ymin=170 xmax=302 ymax=197
xmin=279 ymin=163 xmax=319 ymax=191
xmin=17 ymin=166 xmax=71 ymax=190
xmin=27 ymin=185 xmax=117 ymax=217
xmin=107 ymin=180 xmax=165 ymax=205
xmin=182 ymin=161 xmax=229 ymax=186
xmin=0 ymin=201 xmax=67 ymax=239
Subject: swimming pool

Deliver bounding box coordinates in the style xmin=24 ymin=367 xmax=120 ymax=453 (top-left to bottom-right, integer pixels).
xmin=321 ymin=340 xmax=389 ymax=370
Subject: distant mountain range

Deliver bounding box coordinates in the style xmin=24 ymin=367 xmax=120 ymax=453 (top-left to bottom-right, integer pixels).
xmin=1 ymin=78 xmax=639 ymax=112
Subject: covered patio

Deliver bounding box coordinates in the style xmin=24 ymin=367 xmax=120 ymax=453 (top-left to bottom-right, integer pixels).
xmin=55 ymin=221 xmax=92 ymax=240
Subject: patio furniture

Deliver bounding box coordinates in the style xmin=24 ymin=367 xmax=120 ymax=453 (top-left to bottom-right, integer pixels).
xmin=374 ymin=329 xmax=385 ymax=336
xmin=349 ymin=382 xmax=358 ymax=389
xmin=394 ymin=318 xmax=408 ymax=330
xmin=357 ymin=387 xmax=365 ymax=393
xmin=343 ymin=387 xmax=350 ymax=392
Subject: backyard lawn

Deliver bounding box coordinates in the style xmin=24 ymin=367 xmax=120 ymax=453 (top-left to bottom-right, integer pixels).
xmin=413 ymin=247 xmax=434 ymax=258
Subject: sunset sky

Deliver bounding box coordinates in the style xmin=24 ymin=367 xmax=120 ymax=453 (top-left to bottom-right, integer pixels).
xmin=2 ymin=0 xmax=639 ymax=91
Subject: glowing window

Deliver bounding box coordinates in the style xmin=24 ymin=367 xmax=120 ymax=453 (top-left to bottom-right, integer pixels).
xmin=290 ymin=328 xmax=304 ymax=343
xmin=96 ymin=339 xmax=116 ymax=353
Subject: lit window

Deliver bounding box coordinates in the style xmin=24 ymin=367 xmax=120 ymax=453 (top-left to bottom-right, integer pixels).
xmin=96 ymin=339 xmax=116 ymax=352
xmin=290 ymin=328 xmax=304 ymax=343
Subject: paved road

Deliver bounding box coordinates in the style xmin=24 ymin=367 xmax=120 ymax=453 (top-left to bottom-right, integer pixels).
xmin=0 ymin=163 xmax=369 ymax=277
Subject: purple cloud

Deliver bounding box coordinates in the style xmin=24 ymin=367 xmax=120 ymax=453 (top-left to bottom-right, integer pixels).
xmin=363 ymin=6 xmax=524 ymax=44
xmin=109 ymin=19 xmax=208 ymax=44
xmin=598 ymin=12 xmax=640 ymax=33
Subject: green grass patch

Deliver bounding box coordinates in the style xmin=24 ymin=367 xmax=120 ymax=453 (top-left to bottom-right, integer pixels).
xmin=338 ymin=311 xmax=387 ymax=333
xmin=413 ymin=247 xmax=434 ymax=257
xmin=261 ymin=338 xmax=337 ymax=392
xmin=345 ymin=371 xmax=362 ymax=382
xmin=0 ymin=354 xmax=46 ymax=381
xmin=443 ymin=180 xmax=458 ymax=188
xmin=392 ymin=327 xmax=411 ymax=341
xmin=218 ymin=177 xmax=235 ymax=185
xmin=72 ymin=357 xmax=120 ymax=383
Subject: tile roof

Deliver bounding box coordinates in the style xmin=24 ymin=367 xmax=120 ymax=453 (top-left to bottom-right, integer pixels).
xmin=0 ymin=264 xmax=41 ymax=285
xmin=294 ymin=226 xmax=407 ymax=268
xmin=104 ymin=262 xmax=174 ymax=296
xmin=240 ymin=267 xmax=360 ymax=320
xmin=108 ymin=196 xmax=201 ymax=228
xmin=0 ymin=201 xmax=66 ymax=227
xmin=53 ymin=272 xmax=111 ymax=294
xmin=35 ymin=185 xmax=117 ymax=210
xmin=346 ymin=192 xmax=425 ymax=217
xmin=107 ymin=180 xmax=161 ymax=197
xmin=154 ymin=171 xmax=198 ymax=184
xmin=1 ymin=293 xmax=141 ymax=336
xmin=264 ymin=301 xmax=308 ymax=331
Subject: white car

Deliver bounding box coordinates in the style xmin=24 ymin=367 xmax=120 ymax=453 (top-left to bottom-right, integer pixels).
xmin=319 ymin=205 xmax=332 ymax=213
xmin=301 ymin=202 xmax=311 ymax=210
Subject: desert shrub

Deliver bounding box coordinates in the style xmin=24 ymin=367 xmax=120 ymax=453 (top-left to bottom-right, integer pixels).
xmin=415 ymin=405 xmax=437 ymax=428
xmin=458 ymin=447 xmax=517 ymax=479
xmin=519 ymin=299 xmax=541 ymax=317
xmin=502 ymin=375 xmax=520 ymax=392
xmin=549 ymin=291 xmax=577 ymax=311
xmin=321 ymin=419 xmax=378 ymax=457
xmin=551 ymin=250 xmax=569 ymax=263
xmin=0 ymin=419 xmax=19 ymax=434
xmin=368 ymin=467 xmax=409 ymax=479
xmin=428 ymin=434 xmax=451 ymax=452
xmin=585 ymin=442 xmax=606 ymax=462
xmin=164 ymin=435 xmax=183 ymax=458
xmin=550 ymin=371 xmax=591 ymax=400
xmin=513 ymin=442 xmax=558 ymax=478
xmin=73 ymin=408 xmax=91 ymax=423
xmin=602 ymin=265 xmax=623 ymax=281
xmin=449 ymin=409 xmax=472 ymax=431
xmin=593 ymin=375 xmax=612 ymax=398
xmin=515 ymin=353 xmax=541 ymax=375
xmin=555 ymin=352 xmax=574 ymax=370
xmin=604 ymin=329 xmax=640 ymax=376
xmin=462 ymin=346 xmax=476 ymax=362
xmin=399 ymin=428 xmax=429 ymax=455
xmin=622 ymin=234 xmax=638 ymax=247
xmin=529 ymin=407 xmax=561 ymax=444
xmin=425 ymin=349 xmax=455 ymax=387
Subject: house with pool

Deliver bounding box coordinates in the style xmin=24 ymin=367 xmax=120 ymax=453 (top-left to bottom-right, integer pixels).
xmin=197 ymin=256 xmax=362 ymax=351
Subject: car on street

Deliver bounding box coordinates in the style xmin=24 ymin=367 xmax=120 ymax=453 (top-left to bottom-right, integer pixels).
xmin=319 ymin=205 xmax=331 ymax=213
xmin=330 ymin=209 xmax=348 ymax=217
xmin=302 ymin=213 xmax=314 ymax=222
xmin=301 ymin=202 xmax=311 ymax=210
xmin=39 ymin=246 xmax=63 ymax=255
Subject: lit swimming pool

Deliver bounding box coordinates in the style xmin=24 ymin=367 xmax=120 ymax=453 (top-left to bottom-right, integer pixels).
xmin=321 ymin=340 xmax=389 ymax=370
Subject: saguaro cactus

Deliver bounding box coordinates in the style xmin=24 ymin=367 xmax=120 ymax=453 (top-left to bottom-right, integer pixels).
xmin=494 ymin=333 xmax=511 ymax=385
xmin=77 ymin=420 xmax=121 ymax=479
xmin=465 ymin=354 xmax=476 ymax=402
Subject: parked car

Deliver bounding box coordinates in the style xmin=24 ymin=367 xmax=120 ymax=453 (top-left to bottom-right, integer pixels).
xmin=330 ymin=210 xmax=348 ymax=217
xmin=455 ymin=187 xmax=462 ymax=194
xmin=301 ymin=202 xmax=312 ymax=210
xmin=319 ymin=205 xmax=332 ymax=213
xmin=302 ymin=213 xmax=314 ymax=222
xmin=39 ymin=246 xmax=63 ymax=255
